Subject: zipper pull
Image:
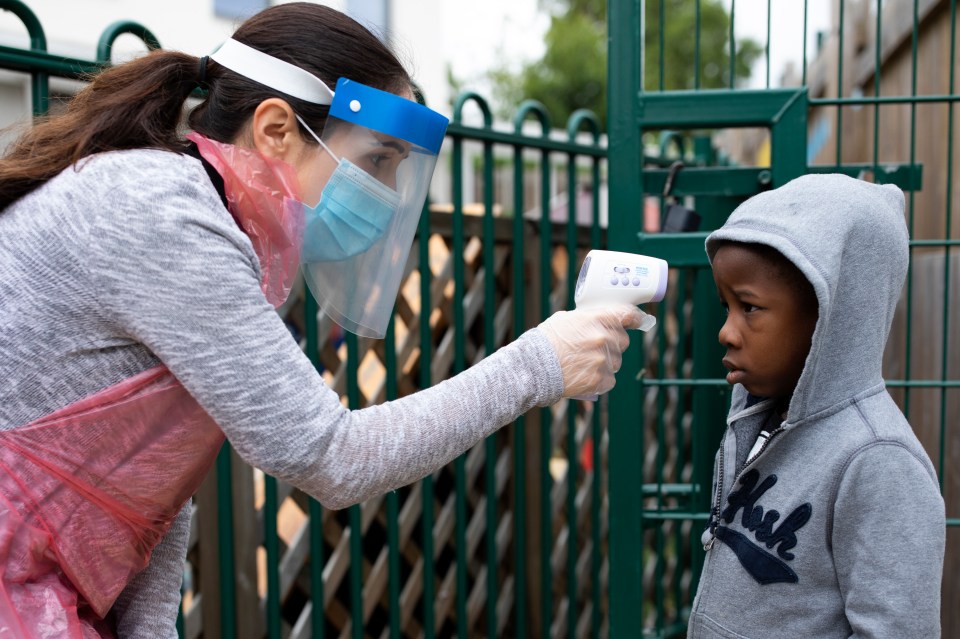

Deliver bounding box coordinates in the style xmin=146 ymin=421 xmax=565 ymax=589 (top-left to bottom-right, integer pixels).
xmin=702 ymin=508 xmax=719 ymax=551
xmin=701 ymin=527 xmax=715 ymax=551
xmin=746 ymin=429 xmax=771 ymax=462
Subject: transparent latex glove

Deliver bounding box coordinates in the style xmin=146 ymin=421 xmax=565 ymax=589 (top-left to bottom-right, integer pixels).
xmin=538 ymin=304 xmax=655 ymax=399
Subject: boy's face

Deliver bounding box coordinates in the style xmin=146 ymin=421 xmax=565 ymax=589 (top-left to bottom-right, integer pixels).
xmin=712 ymin=244 xmax=818 ymax=401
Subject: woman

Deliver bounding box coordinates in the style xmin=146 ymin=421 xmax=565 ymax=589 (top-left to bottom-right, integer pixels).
xmin=0 ymin=3 xmax=646 ymax=636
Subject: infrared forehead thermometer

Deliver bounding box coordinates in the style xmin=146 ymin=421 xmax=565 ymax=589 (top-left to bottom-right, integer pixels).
xmin=574 ymin=249 xmax=668 ymax=330
xmin=571 ymin=250 xmax=668 ymax=401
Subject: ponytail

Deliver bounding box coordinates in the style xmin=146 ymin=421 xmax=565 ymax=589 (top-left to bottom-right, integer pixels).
xmin=0 ymin=50 xmax=200 ymax=210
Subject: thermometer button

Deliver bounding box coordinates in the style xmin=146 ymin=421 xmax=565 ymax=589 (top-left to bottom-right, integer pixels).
xmin=632 ymin=277 xmax=641 ymax=286
xmin=610 ymin=276 xmax=619 ymax=285
xmin=621 ymin=277 xmax=630 ymax=285
xmin=613 ymin=265 xmax=630 ymax=274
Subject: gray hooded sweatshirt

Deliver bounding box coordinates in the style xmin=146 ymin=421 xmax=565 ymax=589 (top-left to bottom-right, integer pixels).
xmin=688 ymin=174 xmax=945 ymax=638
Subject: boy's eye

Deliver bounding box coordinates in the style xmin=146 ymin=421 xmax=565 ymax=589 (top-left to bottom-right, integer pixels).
xmin=743 ymin=303 xmax=761 ymax=313
xmin=720 ymin=302 xmax=730 ymax=314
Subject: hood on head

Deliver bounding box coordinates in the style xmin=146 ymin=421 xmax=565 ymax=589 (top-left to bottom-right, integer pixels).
xmin=706 ymin=174 xmax=907 ymax=422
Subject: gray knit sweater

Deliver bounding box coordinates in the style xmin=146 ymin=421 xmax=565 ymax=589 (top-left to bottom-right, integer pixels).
xmin=0 ymin=149 xmax=564 ymax=637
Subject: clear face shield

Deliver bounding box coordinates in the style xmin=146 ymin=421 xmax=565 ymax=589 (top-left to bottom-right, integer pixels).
xmin=299 ymin=79 xmax=446 ymax=338
xmin=209 ymin=39 xmax=448 ymax=338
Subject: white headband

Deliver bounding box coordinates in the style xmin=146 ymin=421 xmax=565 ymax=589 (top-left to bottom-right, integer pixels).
xmin=209 ymin=38 xmax=334 ymax=105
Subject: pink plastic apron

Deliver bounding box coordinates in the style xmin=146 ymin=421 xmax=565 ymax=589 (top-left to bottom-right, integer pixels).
xmin=0 ymin=367 xmax=225 ymax=637
xmin=187 ymin=131 xmax=304 ymax=308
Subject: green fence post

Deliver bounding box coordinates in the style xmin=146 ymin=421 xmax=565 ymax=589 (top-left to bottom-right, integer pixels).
xmin=216 ymin=446 xmax=237 ymax=638
xmin=587 ymin=147 xmax=603 ymax=639
xmin=304 ymin=291 xmax=326 ymax=639
xmin=940 ymin=0 xmax=957 ymax=495
xmin=482 ymin=109 xmax=498 ymax=639
xmin=607 ymin=0 xmax=646 ymax=636
xmin=345 ymin=332 xmax=363 ymax=639
xmin=0 ymin=0 xmax=48 ymax=115
xmin=418 ymin=170 xmax=436 ymax=639
xmin=511 ymin=123 xmax=528 ymax=639
xmin=385 ymin=318 xmax=401 ymax=639
xmin=264 ymin=474 xmax=281 ymax=638
xmin=95 ymin=20 xmax=160 ymax=63
xmin=452 ymin=153 xmax=467 ymax=634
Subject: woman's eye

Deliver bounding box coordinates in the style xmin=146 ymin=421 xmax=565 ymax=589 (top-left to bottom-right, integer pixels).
xmin=743 ymin=303 xmax=759 ymax=313
xmin=720 ymin=302 xmax=729 ymax=314
xmin=364 ymin=150 xmax=395 ymax=169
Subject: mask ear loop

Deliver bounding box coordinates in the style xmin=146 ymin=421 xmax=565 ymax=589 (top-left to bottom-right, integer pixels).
xmin=295 ymin=114 xmax=340 ymax=163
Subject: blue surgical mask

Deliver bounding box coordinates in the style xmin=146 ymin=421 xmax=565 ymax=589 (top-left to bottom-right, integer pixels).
xmin=300 ymin=158 xmax=400 ymax=262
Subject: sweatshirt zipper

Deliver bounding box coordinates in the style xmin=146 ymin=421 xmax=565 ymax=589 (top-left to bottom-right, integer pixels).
xmin=702 ymin=422 xmax=785 ymax=551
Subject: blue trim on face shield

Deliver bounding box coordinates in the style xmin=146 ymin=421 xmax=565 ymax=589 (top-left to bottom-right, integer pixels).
xmin=329 ymin=78 xmax=449 ymax=154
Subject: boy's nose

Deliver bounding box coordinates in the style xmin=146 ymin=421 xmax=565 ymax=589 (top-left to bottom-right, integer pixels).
xmin=718 ymin=317 xmax=740 ymax=348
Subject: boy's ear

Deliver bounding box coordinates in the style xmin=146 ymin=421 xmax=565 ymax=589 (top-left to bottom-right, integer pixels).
xmin=250 ymin=98 xmax=303 ymax=162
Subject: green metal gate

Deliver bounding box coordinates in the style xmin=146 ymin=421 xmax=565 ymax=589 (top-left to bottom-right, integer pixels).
xmin=607 ymin=0 xmax=957 ymax=636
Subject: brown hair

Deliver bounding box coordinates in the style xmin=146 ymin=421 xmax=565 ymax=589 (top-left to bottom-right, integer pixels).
xmin=0 ymin=2 xmax=411 ymax=211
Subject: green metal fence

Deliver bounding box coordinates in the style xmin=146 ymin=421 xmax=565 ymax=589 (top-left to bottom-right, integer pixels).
xmin=0 ymin=2 xmax=614 ymax=636
xmin=607 ymin=0 xmax=958 ymax=636
xmin=4 ymin=1 xmax=957 ymax=637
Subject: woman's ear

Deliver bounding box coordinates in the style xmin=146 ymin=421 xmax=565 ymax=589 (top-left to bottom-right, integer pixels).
xmin=250 ymin=98 xmax=303 ymax=162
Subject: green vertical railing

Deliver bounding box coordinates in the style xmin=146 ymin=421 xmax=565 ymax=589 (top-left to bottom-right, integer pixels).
xmin=0 ymin=0 xmax=46 ymax=114
xmin=566 ymin=108 xmax=603 ymax=639
xmin=304 ymin=292 xmax=326 ymax=639
xmin=418 ymin=188 xmax=436 ymax=639
xmin=481 ymin=104 xmax=498 ymax=639
xmin=95 ymin=20 xmax=160 ymax=63
xmin=384 ymin=315 xmax=401 ymax=639
xmin=606 ymin=0 xmax=646 ymax=635
xmin=536 ymin=102 xmax=555 ymax=639
xmin=577 ymin=111 xmax=606 ymax=639
xmin=216 ymin=447 xmax=238 ymax=637
xmin=345 ymin=333 xmax=364 ymax=639
xmin=0 ymin=0 xmax=162 ymax=117
xmin=510 ymin=113 xmax=529 ymax=639
xmin=941 ymin=0 xmax=957 ymax=497
xmin=451 ymin=92 xmax=472 ymax=639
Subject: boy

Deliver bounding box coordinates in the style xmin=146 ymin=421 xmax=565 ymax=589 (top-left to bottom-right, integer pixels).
xmin=688 ymin=174 xmax=945 ymax=638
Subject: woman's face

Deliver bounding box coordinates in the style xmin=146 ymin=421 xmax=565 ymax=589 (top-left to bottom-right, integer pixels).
xmin=293 ymin=125 xmax=411 ymax=206
xmin=291 ymin=134 xmax=336 ymax=207
xmin=290 ymin=86 xmax=415 ymax=206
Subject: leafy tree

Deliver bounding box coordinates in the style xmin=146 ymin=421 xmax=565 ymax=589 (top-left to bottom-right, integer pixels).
xmin=485 ymin=0 xmax=763 ymax=128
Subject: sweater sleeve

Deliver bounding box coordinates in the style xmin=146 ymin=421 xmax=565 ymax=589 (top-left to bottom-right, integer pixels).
xmin=88 ymin=153 xmax=564 ymax=508
xmin=87 ymin=154 xmax=562 ymax=636
xmin=831 ymin=442 xmax=945 ymax=638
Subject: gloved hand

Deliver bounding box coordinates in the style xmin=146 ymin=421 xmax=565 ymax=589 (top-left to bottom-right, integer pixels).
xmin=538 ymin=304 xmax=655 ymax=398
